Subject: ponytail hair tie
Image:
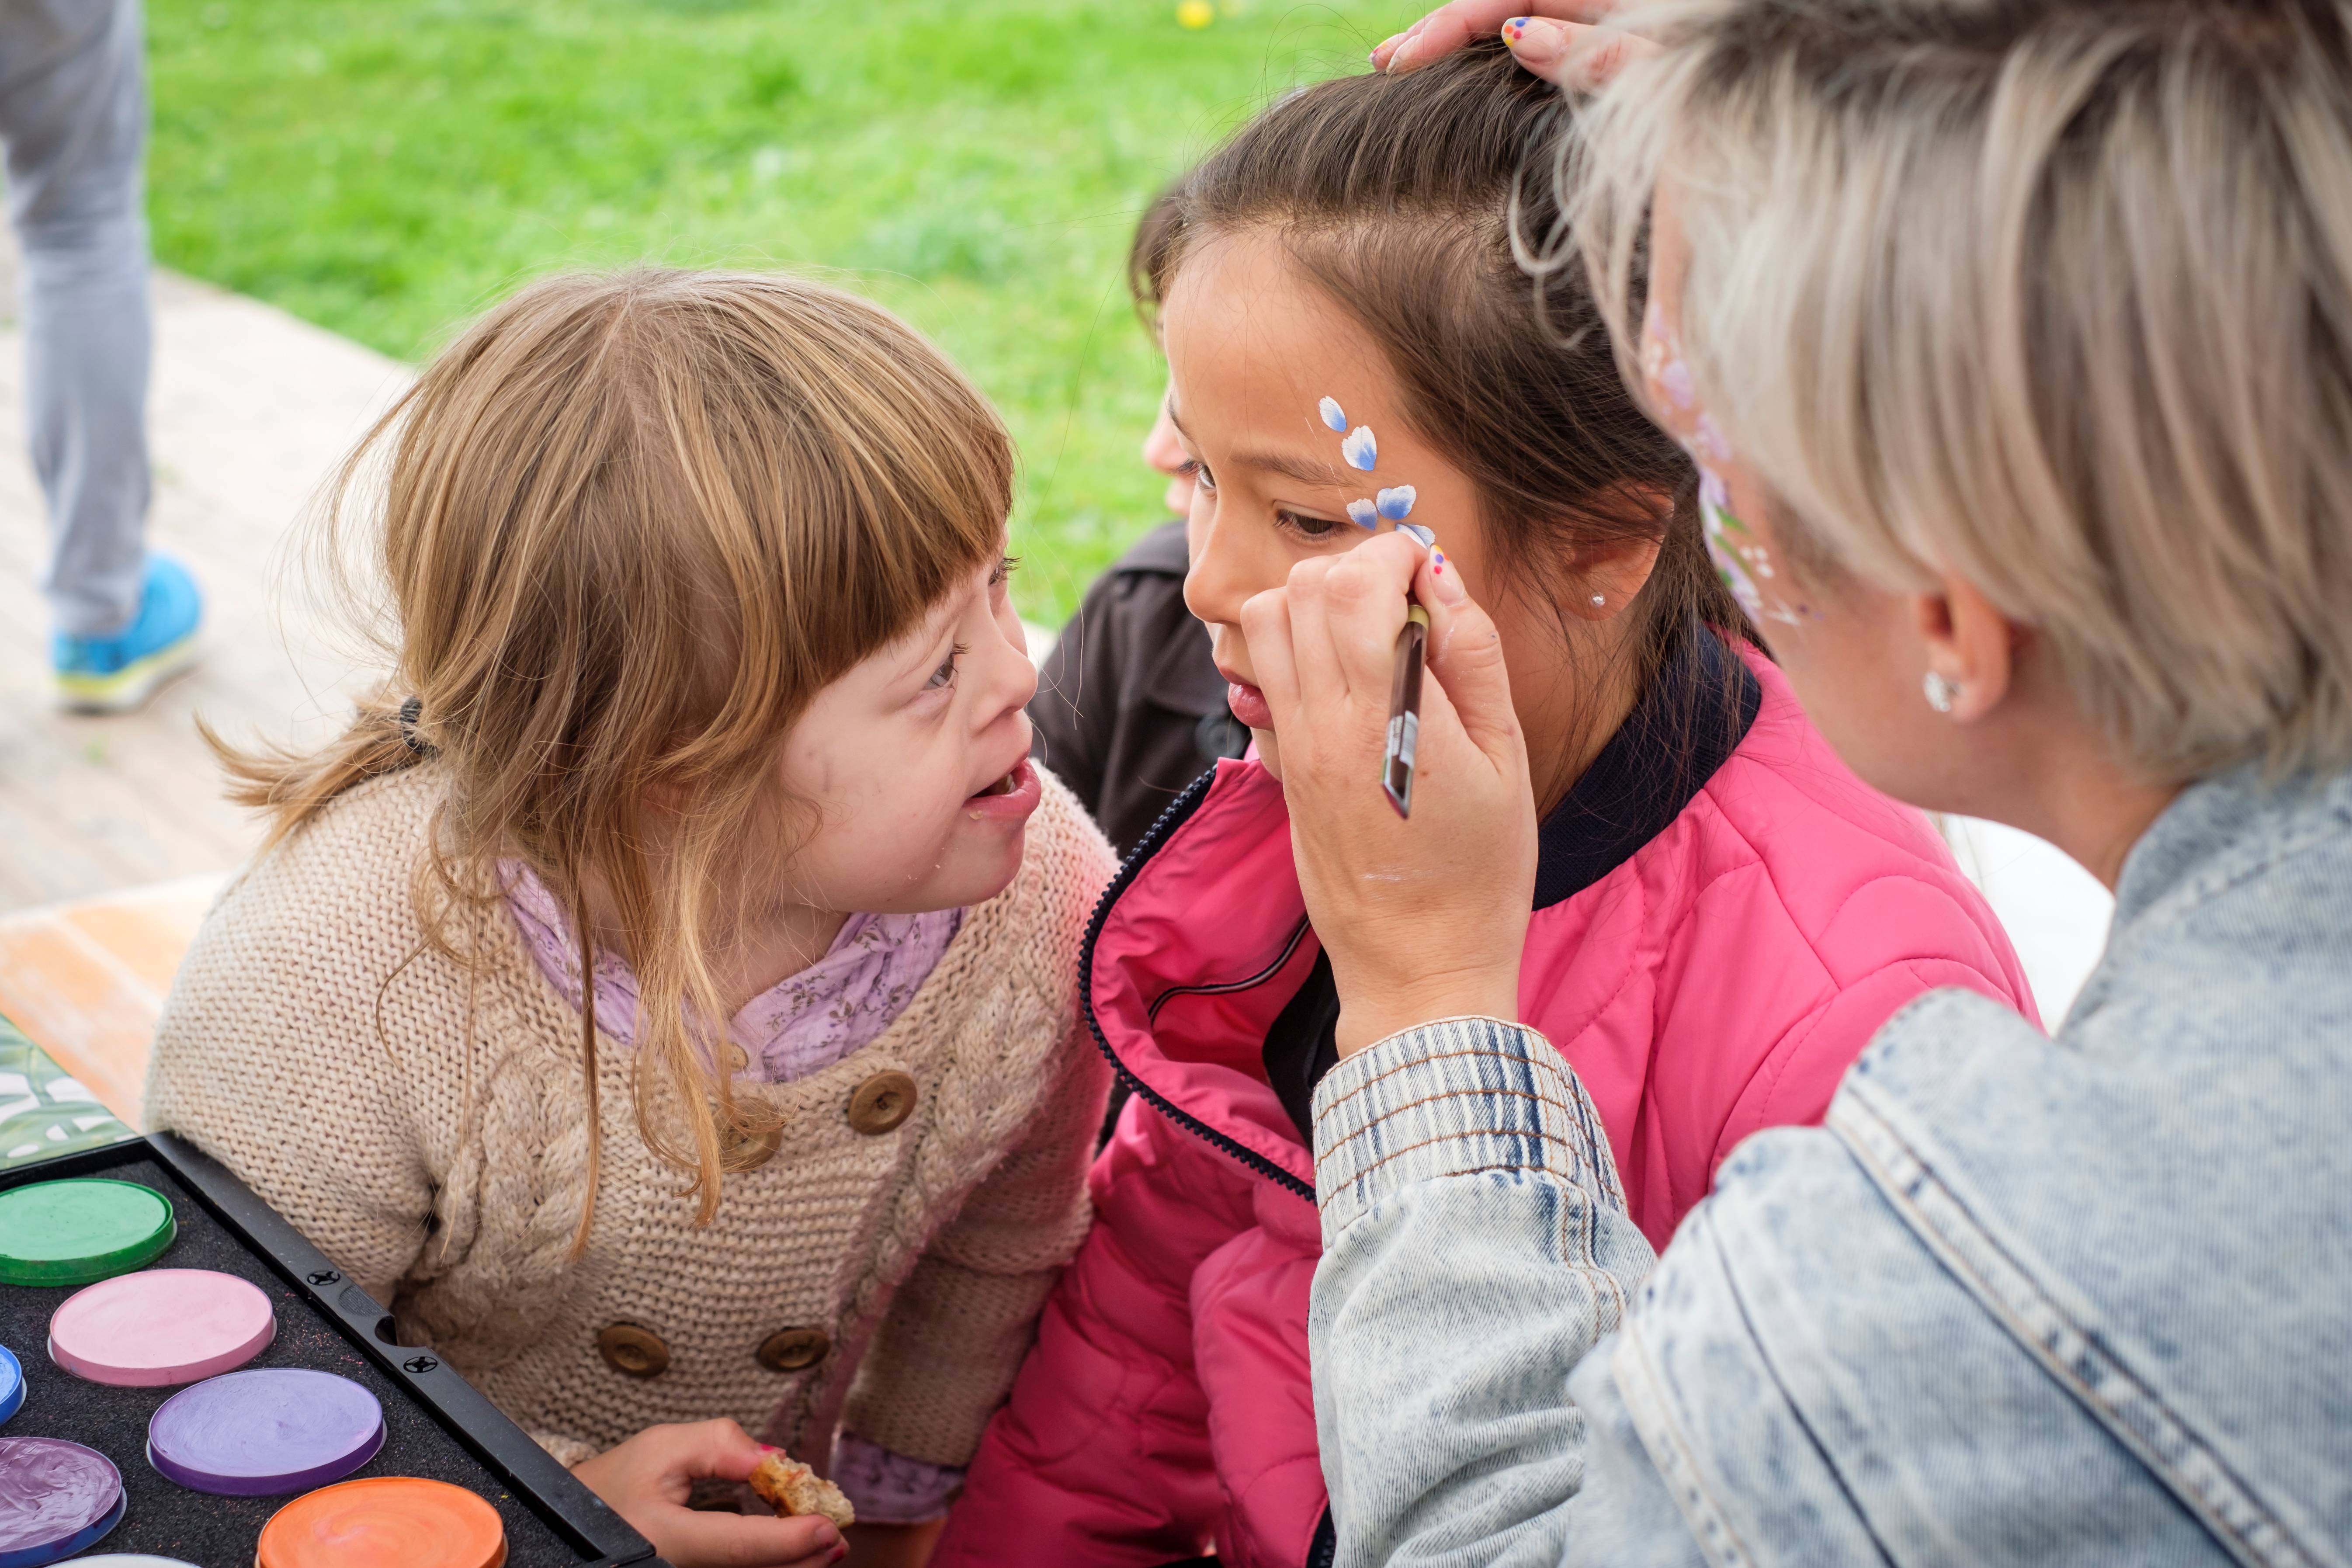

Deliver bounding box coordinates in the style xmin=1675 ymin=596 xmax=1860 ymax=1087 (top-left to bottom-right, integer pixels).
xmin=397 ymin=695 xmax=435 ymax=756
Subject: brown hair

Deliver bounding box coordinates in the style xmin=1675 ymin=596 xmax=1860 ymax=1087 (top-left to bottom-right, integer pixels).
xmin=214 ymin=269 xmax=1011 ymax=1239
xmin=1138 ymin=40 xmax=1750 ymax=786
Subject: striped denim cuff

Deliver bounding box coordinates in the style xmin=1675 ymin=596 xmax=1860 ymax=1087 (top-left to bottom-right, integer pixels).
xmin=1310 ymin=1016 xmax=1625 ymax=1238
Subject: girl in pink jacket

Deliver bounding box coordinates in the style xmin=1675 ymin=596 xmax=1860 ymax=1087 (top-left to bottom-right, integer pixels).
xmin=936 ymin=44 xmax=2035 ymax=1568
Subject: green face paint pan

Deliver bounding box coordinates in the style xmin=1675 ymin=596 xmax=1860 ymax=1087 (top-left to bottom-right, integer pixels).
xmin=0 ymin=1180 xmax=175 ymax=1287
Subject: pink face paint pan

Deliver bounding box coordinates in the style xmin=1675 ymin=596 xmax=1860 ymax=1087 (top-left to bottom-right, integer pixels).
xmin=48 ymin=1268 xmax=274 ymax=1387
xmin=0 ymin=1436 xmax=125 ymax=1566
xmin=146 ymin=1367 xmax=385 ymax=1495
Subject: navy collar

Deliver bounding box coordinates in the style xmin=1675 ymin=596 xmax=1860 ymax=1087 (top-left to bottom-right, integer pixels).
xmin=1532 ymin=617 xmax=1761 ymax=909
xmin=1262 ymin=618 xmax=1762 ymax=1147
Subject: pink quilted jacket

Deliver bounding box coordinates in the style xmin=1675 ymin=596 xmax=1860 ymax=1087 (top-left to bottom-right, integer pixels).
xmin=936 ymin=632 xmax=2036 ymax=1568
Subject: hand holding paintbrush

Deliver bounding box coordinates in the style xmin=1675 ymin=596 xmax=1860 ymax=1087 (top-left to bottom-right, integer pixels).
xmin=1238 ymin=526 xmax=1536 ymax=1056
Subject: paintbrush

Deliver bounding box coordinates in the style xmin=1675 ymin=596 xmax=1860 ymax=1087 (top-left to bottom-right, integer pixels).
xmin=1383 ymin=603 xmax=1430 ymax=817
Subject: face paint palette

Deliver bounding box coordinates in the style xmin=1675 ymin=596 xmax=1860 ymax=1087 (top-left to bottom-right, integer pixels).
xmin=0 ymin=1137 xmax=653 ymax=1566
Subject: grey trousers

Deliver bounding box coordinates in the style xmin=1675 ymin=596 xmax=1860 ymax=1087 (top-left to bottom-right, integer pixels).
xmin=0 ymin=0 xmax=150 ymax=638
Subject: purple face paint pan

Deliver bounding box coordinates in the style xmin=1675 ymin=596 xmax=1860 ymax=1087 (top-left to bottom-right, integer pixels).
xmin=0 ymin=1436 xmax=125 ymax=1567
xmin=49 ymin=1268 xmax=274 ymax=1387
xmin=146 ymin=1367 xmax=385 ymax=1496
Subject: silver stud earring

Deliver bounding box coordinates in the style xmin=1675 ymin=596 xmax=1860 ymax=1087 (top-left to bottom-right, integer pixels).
xmin=1590 ymin=593 xmax=1606 ymax=608
xmin=1922 ymin=671 xmax=1959 ymax=713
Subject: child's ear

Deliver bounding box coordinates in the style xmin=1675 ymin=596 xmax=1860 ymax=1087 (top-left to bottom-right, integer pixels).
xmin=1570 ymin=533 xmax=1665 ymax=622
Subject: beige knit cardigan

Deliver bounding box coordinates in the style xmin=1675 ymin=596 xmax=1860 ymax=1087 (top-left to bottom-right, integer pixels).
xmin=145 ymin=760 xmax=1114 ymax=1471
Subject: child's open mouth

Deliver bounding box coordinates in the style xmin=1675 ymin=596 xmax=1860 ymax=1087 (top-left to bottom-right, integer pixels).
xmin=964 ymin=758 xmax=1041 ymax=820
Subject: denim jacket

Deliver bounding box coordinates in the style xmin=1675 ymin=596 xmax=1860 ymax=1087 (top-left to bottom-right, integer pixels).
xmin=1308 ymin=767 xmax=2352 ymax=1568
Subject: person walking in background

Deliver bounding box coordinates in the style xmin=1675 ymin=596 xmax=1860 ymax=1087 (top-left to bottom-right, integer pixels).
xmin=1029 ymin=195 xmax=1244 ymax=860
xmin=0 ymin=0 xmax=199 ymax=714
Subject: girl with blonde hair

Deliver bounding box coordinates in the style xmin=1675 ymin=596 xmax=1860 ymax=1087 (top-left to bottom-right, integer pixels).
xmin=1248 ymin=0 xmax=2352 ymax=1563
xmin=147 ymin=269 xmax=1115 ymax=1568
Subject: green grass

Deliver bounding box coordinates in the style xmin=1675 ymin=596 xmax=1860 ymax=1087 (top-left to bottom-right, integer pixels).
xmin=147 ymin=0 xmax=1413 ymax=619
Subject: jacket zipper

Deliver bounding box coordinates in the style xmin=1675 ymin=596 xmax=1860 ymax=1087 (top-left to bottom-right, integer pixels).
xmin=1079 ymin=768 xmax=1316 ymax=1201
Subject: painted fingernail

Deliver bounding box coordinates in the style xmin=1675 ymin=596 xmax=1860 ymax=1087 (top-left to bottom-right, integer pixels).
xmin=1371 ymin=29 xmax=1406 ymax=64
xmin=1387 ymin=20 xmax=1429 ymax=70
xmin=1502 ymin=14 xmax=1567 ymax=64
xmin=1430 ymin=552 xmax=1466 ymax=604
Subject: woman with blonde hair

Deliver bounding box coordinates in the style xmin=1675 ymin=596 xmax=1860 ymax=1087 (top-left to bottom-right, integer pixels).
xmin=1218 ymin=0 xmax=2352 ymax=1562
xmin=148 ymin=269 xmax=1115 ymax=1568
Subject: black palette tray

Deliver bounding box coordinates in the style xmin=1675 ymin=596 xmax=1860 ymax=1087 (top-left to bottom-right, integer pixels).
xmin=0 ymin=1134 xmax=660 ymax=1566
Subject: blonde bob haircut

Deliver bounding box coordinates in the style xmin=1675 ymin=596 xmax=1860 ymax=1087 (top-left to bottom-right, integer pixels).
xmin=1567 ymin=0 xmax=2352 ymax=783
xmin=216 ymin=269 xmax=1011 ymax=1243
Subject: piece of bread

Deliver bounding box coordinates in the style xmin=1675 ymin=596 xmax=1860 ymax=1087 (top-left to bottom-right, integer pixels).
xmin=749 ymin=1450 xmax=857 ymax=1530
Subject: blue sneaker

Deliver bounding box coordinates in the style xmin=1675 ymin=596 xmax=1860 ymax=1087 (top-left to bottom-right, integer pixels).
xmin=52 ymin=555 xmax=203 ymax=714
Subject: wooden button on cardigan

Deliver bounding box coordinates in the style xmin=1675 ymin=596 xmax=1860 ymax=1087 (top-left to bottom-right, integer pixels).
xmin=142 ymin=760 xmax=1115 ymax=1473
xmin=848 ymin=1071 xmax=919 ymax=1135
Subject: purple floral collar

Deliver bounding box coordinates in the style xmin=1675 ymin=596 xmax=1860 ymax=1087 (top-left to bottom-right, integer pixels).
xmin=500 ymin=860 xmax=963 ymax=1083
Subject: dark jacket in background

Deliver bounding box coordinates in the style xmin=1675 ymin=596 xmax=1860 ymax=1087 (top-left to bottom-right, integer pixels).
xmin=1029 ymin=520 xmax=1244 ymax=858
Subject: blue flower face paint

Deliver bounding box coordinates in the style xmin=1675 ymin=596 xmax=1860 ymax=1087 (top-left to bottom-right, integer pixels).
xmin=1315 ymin=397 xmax=1433 ymax=548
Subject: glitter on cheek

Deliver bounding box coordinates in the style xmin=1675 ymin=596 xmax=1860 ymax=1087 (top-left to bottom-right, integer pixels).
xmin=1694 ymin=412 xmax=1733 ymax=465
xmin=1663 ymin=361 xmax=1695 ymax=412
xmin=1698 ymin=466 xmax=1766 ymax=621
xmin=1641 ymin=300 xmax=1695 ymax=412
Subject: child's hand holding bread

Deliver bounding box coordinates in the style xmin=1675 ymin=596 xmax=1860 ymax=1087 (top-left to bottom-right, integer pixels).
xmin=572 ymin=1418 xmax=845 ymax=1567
